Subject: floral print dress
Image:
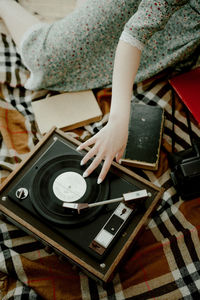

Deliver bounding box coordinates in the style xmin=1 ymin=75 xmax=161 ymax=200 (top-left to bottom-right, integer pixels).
xmin=19 ymin=0 xmax=200 ymax=91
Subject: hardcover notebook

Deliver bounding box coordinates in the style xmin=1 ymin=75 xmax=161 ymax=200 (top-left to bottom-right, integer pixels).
xmin=169 ymin=67 xmax=200 ymax=124
xmin=121 ymin=103 xmax=165 ymax=171
xmin=32 ymin=90 xmax=102 ymax=134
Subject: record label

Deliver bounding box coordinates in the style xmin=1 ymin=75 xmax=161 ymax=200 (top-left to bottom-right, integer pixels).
xmin=53 ymin=171 xmax=87 ymax=202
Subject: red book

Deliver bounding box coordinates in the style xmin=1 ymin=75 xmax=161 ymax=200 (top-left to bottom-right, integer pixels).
xmin=169 ymin=67 xmax=200 ymax=124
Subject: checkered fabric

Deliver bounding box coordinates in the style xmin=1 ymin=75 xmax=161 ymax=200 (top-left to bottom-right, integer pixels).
xmin=0 ymin=33 xmax=29 ymax=88
xmin=0 ymin=12 xmax=200 ymax=300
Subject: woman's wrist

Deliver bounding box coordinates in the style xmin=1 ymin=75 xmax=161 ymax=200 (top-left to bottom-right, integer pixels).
xmin=109 ymin=104 xmax=130 ymax=124
xmin=108 ymin=113 xmax=129 ymax=132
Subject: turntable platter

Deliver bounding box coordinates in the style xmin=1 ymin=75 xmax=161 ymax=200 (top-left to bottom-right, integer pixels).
xmin=30 ymin=155 xmax=109 ymax=226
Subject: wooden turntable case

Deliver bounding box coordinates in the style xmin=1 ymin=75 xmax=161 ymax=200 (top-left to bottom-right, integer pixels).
xmin=0 ymin=127 xmax=164 ymax=284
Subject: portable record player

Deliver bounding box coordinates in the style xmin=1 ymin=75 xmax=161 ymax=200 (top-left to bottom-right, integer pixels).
xmin=0 ymin=127 xmax=164 ymax=283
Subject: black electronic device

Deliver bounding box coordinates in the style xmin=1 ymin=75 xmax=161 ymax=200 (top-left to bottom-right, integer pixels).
xmin=170 ymin=141 xmax=200 ymax=200
xmin=0 ymin=128 xmax=163 ymax=283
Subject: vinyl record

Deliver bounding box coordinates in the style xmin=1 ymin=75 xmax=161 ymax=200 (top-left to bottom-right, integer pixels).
xmin=30 ymin=155 xmax=109 ymax=226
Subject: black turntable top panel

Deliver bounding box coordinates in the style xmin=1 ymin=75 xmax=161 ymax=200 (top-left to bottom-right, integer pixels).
xmin=7 ymin=137 xmax=151 ymax=260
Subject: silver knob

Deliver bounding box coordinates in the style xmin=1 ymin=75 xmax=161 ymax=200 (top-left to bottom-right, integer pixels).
xmin=16 ymin=188 xmax=28 ymax=200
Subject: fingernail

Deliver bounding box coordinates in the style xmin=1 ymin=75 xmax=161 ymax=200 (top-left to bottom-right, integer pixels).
xmin=119 ymin=159 xmax=122 ymax=165
xmin=80 ymin=159 xmax=85 ymax=166
xmin=83 ymin=171 xmax=88 ymax=178
xmin=97 ymin=178 xmax=102 ymax=184
xmin=76 ymin=146 xmax=81 ymax=151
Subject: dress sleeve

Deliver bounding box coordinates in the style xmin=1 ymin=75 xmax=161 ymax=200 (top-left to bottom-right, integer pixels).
xmin=120 ymin=0 xmax=189 ymax=50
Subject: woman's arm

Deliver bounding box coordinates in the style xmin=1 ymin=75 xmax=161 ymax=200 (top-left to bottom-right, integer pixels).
xmin=77 ymin=40 xmax=141 ymax=183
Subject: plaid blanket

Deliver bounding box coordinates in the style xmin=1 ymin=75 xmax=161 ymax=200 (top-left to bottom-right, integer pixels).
xmin=0 ymin=12 xmax=200 ymax=300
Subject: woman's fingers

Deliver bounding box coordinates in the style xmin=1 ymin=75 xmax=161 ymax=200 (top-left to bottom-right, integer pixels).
xmin=83 ymin=152 xmax=104 ymax=179
xmin=115 ymin=146 xmax=126 ymax=162
xmin=83 ymin=152 xmax=114 ymax=184
xmin=80 ymin=145 xmax=98 ymax=166
xmin=77 ymin=135 xmax=96 ymax=151
xmin=97 ymin=157 xmax=113 ymax=184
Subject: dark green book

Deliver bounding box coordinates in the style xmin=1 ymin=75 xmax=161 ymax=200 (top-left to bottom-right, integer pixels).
xmin=121 ymin=103 xmax=165 ymax=171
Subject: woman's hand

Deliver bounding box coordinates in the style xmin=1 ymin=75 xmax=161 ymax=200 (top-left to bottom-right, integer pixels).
xmin=77 ymin=118 xmax=129 ymax=184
